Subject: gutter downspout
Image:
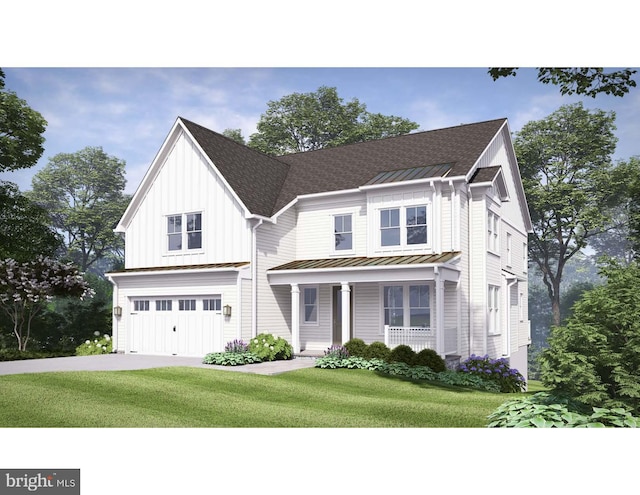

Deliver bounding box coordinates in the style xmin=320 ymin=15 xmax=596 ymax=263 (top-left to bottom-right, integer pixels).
xmin=251 ymin=219 xmax=264 ymax=338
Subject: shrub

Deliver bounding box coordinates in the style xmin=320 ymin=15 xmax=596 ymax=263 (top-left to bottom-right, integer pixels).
xmin=487 ymin=392 xmax=640 ymax=428
xmin=364 ymin=341 xmax=391 ymax=361
xmin=540 ymin=260 xmax=640 ymax=414
xmin=458 ymin=354 xmax=526 ymax=393
xmin=388 ymin=345 xmax=416 ymax=365
xmin=248 ymin=333 xmax=293 ymax=361
xmin=202 ymin=352 xmax=262 ymax=366
xmin=224 ymin=339 xmax=249 ymax=353
xmin=343 ymin=338 xmax=368 ymax=357
xmin=324 ymin=345 xmax=349 ymax=359
xmin=315 ymin=356 xmax=385 ymax=370
xmin=415 ymin=348 xmax=446 ymax=372
xmin=75 ymin=332 xmax=113 ymax=355
xmin=436 ymin=370 xmax=500 ymax=392
xmin=0 ymin=349 xmax=72 ymax=361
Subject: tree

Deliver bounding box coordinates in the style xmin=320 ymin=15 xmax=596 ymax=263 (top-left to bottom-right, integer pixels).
xmin=514 ymin=103 xmax=618 ymax=326
xmin=222 ymin=128 xmax=246 ymax=144
xmin=0 ymin=181 xmax=61 ymax=261
xmin=488 ymin=68 xmax=637 ymax=98
xmin=28 ymin=146 xmax=130 ymax=274
xmin=0 ymin=257 xmax=94 ymax=351
xmin=247 ymin=86 xmax=419 ymax=155
xmin=0 ymin=68 xmax=47 ymax=172
xmin=540 ymin=260 xmax=640 ymax=414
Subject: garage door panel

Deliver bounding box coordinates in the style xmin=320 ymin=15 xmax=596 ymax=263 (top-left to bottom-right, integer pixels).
xmin=128 ymin=296 xmax=222 ymax=356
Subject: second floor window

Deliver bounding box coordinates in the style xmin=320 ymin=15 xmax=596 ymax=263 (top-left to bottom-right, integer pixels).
xmin=167 ymin=212 xmax=202 ymax=252
xmin=380 ymin=205 xmax=428 ymax=248
xmin=334 ymin=214 xmax=353 ymax=251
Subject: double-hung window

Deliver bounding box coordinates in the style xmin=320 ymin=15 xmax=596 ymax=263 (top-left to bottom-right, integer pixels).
xmin=334 ymin=214 xmax=353 ymax=251
xmin=488 ymin=285 xmax=500 ymax=334
xmin=380 ymin=208 xmax=401 ymax=246
xmin=303 ymin=287 xmax=318 ymax=324
xmin=167 ymin=212 xmax=202 ymax=252
xmin=383 ymin=284 xmax=430 ymax=329
xmin=380 ymin=205 xmax=428 ymax=248
xmin=488 ymin=211 xmax=499 ymax=253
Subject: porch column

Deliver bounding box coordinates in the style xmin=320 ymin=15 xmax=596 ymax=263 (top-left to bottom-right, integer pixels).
xmin=341 ymin=282 xmax=351 ymax=345
xmin=435 ymin=270 xmax=445 ymax=356
xmin=291 ymin=283 xmax=300 ymax=354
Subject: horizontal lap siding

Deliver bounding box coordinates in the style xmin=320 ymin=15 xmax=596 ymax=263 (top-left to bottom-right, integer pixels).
xmin=112 ymin=272 xmax=238 ymax=354
xmin=300 ymin=285 xmax=332 ymax=352
xmin=354 ymin=283 xmax=382 ymax=343
xmin=458 ymin=190 xmax=470 ymax=358
xmin=241 ymin=278 xmax=252 ymax=342
xmin=256 ymin=209 xmax=296 ymax=339
xmin=297 ymin=196 xmax=367 ymax=259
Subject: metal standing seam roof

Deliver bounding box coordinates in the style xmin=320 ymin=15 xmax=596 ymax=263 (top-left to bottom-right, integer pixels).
xmin=109 ymin=262 xmax=250 ymax=274
xmin=364 ymin=163 xmax=453 ymax=186
xmin=269 ymin=252 xmax=461 ymax=271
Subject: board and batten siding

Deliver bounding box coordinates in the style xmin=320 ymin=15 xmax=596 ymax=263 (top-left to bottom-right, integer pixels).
xmin=255 ymin=208 xmax=297 ymax=339
xmin=124 ymin=130 xmax=251 ymax=269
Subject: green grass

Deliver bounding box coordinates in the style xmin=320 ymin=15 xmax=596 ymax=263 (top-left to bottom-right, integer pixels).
xmin=0 ymin=367 xmax=535 ymax=427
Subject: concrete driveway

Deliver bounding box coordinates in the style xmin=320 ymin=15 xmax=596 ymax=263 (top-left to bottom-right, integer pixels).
xmin=0 ymin=353 xmax=317 ymax=376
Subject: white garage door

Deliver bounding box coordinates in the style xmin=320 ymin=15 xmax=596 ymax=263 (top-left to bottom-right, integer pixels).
xmin=128 ymin=296 xmax=223 ymax=356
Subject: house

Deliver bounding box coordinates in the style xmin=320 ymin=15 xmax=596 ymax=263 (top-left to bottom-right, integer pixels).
xmin=107 ymin=116 xmax=532 ymax=379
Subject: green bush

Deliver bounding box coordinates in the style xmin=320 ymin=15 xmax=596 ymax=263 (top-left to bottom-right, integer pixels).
xmin=248 ymin=333 xmax=293 ymax=361
xmin=388 ymin=345 xmax=417 ymax=365
xmin=415 ymin=348 xmax=446 ymax=372
xmin=75 ymin=332 xmax=113 ymax=355
xmin=436 ymin=370 xmax=500 ymax=392
xmin=364 ymin=341 xmax=391 ymax=361
xmin=202 ymin=352 xmax=262 ymax=366
xmin=487 ymin=392 xmax=640 ymax=428
xmin=540 ymin=260 xmax=640 ymax=414
xmin=0 ymin=349 xmax=72 ymax=361
xmin=343 ymin=338 xmax=368 ymax=357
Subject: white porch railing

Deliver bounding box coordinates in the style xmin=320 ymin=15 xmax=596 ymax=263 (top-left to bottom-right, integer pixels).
xmin=384 ymin=325 xmax=459 ymax=355
xmin=384 ymin=325 xmax=436 ymax=352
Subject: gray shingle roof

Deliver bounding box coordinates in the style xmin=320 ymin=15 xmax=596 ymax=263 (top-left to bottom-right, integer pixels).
xmin=182 ymin=117 xmax=506 ymax=217
xmin=181 ymin=118 xmax=290 ymax=217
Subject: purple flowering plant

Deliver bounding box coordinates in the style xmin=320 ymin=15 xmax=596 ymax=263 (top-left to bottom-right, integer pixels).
xmin=324 ymin=345 xmax=350 ymax=360
xmin=458 ymin=354 xmax=526 ymax=393
xmin=224 ymin=339 xmax=250 ymax=354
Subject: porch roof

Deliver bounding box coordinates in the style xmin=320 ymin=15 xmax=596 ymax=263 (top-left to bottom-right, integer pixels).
xmin=268 ymin=252 xmax=461 ymax=285
xmin=107 ymin=262 xmax=250 ymax=278
xmin=270 ymin=252 xmax=460 ymax=271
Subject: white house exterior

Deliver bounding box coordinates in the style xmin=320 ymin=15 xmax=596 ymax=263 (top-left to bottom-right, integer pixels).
xmin=107 ymin=117 xmax=532 ymax=378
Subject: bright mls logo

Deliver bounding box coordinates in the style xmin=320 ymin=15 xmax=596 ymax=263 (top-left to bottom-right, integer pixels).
xmin=0 ymin=470 xmax=79 ymax=495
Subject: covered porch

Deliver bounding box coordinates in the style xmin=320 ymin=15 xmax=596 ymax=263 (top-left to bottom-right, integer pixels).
xmin=267 ymin=253 xmax=462 ymax=357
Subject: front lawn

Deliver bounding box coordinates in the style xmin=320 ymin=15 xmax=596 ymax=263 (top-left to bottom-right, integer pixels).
xmin=0 ymin=366 xmax=519 ymax=427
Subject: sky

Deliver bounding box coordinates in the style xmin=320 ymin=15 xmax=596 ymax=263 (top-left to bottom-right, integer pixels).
xmin=2 ymin=67 xmax=640 ymax=196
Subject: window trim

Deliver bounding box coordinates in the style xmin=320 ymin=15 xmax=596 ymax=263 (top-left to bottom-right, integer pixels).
xmin=380 ymin=283 xmax=431 ymax=333
xmin=302 ymin=286 xmax=319 ymax=325
xmin=377 ymin=204 xmax=429 ymax=251
xmin=165 ymin=211 xmax=204 ymax=254
xmin=487 ymin=210 xmax=499 ymax=254
xmin=333 ymin=213 xmax=355 ymax=254
xmin=488 ymin=285 xmax=500 ymax=335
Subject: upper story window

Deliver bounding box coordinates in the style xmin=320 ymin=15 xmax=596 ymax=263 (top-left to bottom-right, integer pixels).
xmin=406 ymin=206 xmax=427 ymax=245
xmin=380 ymin=205 xmax=428 ymax=248
xmin=167 ymin=212 xmax=202 ymax=252
xmin=334 ymin=214 xmax=353 ymax=251
xmin=487 ymin=210 xmax=499 ymax=253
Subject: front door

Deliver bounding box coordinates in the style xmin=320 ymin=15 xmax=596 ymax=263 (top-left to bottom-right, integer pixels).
xmin=332 ymin=286 xmax=353 ymax=345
